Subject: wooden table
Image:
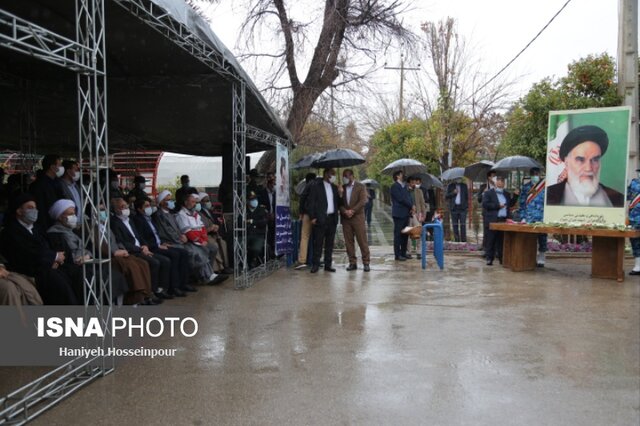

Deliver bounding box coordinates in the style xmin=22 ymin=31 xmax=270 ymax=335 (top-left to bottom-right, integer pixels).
xmin=489 ymin=223 xmax=640 ymax=282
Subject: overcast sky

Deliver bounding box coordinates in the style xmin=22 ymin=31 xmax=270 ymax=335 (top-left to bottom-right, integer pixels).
xmin=200 ymin=0 xmax=622 ymax=108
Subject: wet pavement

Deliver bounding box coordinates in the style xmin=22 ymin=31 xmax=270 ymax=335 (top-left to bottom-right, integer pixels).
xmin=19 ymin=249 xmax=640 ymax=425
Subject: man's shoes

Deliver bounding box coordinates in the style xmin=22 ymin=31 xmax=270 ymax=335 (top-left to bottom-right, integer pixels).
xmin=536 ymin=263 xmax=545 ymax=268
xmin=221 ymin=267 xmax=234 ymax=274
xmin=169 ymin=288 xmax=186 ymax=297
xmin=207 ymin=275 xmax=229 ymax=285
xmin=363 ymin=264 xmax=370 ymax=272
xmin=416 ymin=254 xmax=422 ymax=260
xmin=395 ymin=256 xmax=407 ymax=261
xmin=294 ymin=262 xmax=308 ymax=270
xmin=630 ymin=270 xmax=640 ymax=276
xmin=155 ymin=291 xmax=174 ymax=300
xmin=310 ymin=265 xmax=319 ymax=273
xmin=404 ymin=254 xmax=413 ymax=259
xmin=486 ymin=259 xmax=493 ymax=266
xmin=324 ymin=267 xmax=336 ymax=272
xmin=346 ymin=264 xmax=357 ymax=271
xmin=143 ymin=296 xmax=163 ymax=305
xmin=183 ymin=285 xmax=198 ymax=292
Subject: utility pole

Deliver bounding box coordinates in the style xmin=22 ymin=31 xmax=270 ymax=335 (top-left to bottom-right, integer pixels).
xmin=618 ymin=0 xmax=639 ymax=177
xmin=385 ymin=51 xmax=420 ymax=121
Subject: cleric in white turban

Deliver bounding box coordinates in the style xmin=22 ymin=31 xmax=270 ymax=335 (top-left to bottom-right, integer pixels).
xmin=48 ymin=199 xmax=76 ymax=221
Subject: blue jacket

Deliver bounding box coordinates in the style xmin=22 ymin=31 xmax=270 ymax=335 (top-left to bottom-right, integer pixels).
xmin=628 ymin=178 xmax=640 ymax=227
xmin=518 ymin=180 xmax=545 ymax=223
xmin=390 ymin=181 xmax=413 ymax=219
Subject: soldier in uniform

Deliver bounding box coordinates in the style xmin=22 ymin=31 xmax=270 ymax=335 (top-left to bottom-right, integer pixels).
xmin=516 ymin=167 xmax=547 ymax=267
xmin=627 ymin=168 xmax=640 ymax=275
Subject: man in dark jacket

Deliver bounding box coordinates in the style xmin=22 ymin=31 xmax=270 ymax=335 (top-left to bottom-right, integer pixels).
xmin=246 ymin=191 xmax=268 ymax=268
xmin=305 ymin=169 xmax=340 ymax=273
xmin=445 ymin=179 xmax=469 ymax=242
xmin=481 ymin=176 xmax=514 ymax=265
xmin=29 ymin=154 xmax=64 ymax=228
xmin=294 ymin=172 xmax=316 ymax=269
xmin=110 ymin=197 xmax=173 ymax=299
xmin=132 ymin=198 xmax=194 ymax=295
xmin=390 ymin=170 xmax=414 ymax=261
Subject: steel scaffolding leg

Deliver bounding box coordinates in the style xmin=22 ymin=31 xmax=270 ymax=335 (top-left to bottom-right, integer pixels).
xmin=232 ymin=81 xmax=248 ymax=289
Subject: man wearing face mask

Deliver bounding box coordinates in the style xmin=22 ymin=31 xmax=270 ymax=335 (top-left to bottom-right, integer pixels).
xmin=29 ymin=154 xmax=65 ymax=228
xmin=445 ymin=177 xmax=469 ymax=243
xmin=340 ymin=169 xmax=370 ymax=271
xmin=306 ymin=169 xmax=340 ymax=273
xmin=132 ymin=198 xmax=192 ymax=296
xmin=390 ymin=170 xmax=414 ymax=261
xmin=107 ymin=169 xmax=126 ymax=200
xmin=246 ymin=191 xmax=268 ymax=268
xmin=198 ymin=192 xmax=232 ymax=274
xmin=482 ymin=176 xmax=515 ymax=265
xmin=0 ymin=194 xmax=78 ymax=304
xmin=175 ymin=175 xmax=197 ymax=211
xmin=258 ymin=172 xmax=277 ymax=257
xmin=58 ymin=160 xmax=83 ymax=224
xmin=516 ymin=167 xmax=548 ymax=267
xmin=110 ymin=197 xmax=174 ymax=299
xmin=47 ymin=199 xmax=128 ymax=302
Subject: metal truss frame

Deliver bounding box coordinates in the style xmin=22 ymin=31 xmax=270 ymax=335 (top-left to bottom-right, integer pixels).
xmin=0 ymin=0 xmax=112 ymax=424
xmin=232 ymin=81 xmax=249 ymax=289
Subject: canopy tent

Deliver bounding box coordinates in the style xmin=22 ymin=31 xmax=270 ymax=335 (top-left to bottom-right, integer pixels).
xmin=0 ymin=0 xmax=290 ymax=156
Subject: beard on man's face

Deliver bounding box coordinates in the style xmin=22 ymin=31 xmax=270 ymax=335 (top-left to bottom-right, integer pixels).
xmin=567 ymin=166 xmax=599 ymax=198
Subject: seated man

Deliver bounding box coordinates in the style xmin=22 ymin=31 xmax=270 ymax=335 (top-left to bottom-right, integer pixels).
xmin=96 ymin=203 xmax=159 ymax=305
xmin=198 ymin=192 xmax=232 ymax=274
xmin=175 ymin=193 xmax=228 ymax=285
xmin=0 ymin=193 xmax=79 ymax=304
xmin=154 ymin=191 xmax=226 ymax=285
xmin=47 ymin=199 xmax=128 ymax=303
xmin=110 ymin=197 xmax=174 ymax=300
xmin=132 ymin=197 xmax=194 ymax=295
xmin=245 ymin=191 xmax=268 ymax=269
xmin=0 ymin=253 xmax=42 ymax=306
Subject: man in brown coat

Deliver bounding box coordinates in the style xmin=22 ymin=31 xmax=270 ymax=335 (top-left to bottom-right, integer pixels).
xmin=340 ymin=169 xmax=371 ymax=272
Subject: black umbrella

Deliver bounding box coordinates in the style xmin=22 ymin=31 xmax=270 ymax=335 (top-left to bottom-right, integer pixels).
xmin=413 ymin=173 xmax=444 ymax=189
xmin=382 ymin=158 xmax=427 ymax=176
xmin=361 ymin=178 xmax=380 ymax=187
xmin=491 ymin=155 xmax=542 ymax=172
xmin=440 ymin=167 xmax=465 ymax=181
xmin=311 ymin=148 xmax=365 ymax=169
xmin=292 ymin=152 xmax=323 ymax=169
xmin=464 ymin=160 xmax=495 ymax=182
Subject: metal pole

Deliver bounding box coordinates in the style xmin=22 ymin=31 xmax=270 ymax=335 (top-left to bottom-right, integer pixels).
xmin=618 ymin=0 xmax=639 ymax=178
xmin=385 ymin=52 xmax=419 ymax=121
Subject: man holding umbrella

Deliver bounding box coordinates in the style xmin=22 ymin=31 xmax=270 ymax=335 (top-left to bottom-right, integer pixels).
xmin=445 ymin=178 xmax=469 ymax=243
xmin=390 ymin=170 xmax=414 ymax=261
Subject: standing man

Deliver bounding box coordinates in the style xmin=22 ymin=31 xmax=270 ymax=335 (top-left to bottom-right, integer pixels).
xmin=306 ymin=169 xmax=340 ymax=273
xmin=258 ymin=172 xmax=277 ymax=257
xmin=446 ymin=178 xmax=469 ymax=242
xmin=294 ymin=172 xmax=316 ymax=269
xmin=364 ymin=185 xmax=376 ymax=227
xmin=408 ymin=176 xmax=427 ymax=258
xmin=516 ymin=167 xmax=547 ymax=267
xmin=29 ymin=154 xmax=64 ymax=228
xmin=482 ymin=176 xmax=513 ymax=265
xmin=390 ymin=170 xmax=414 ymax=261
xmin=175 ymin=175 xmax=197 ymax=210
xmin=58 ymin=160 xmax=82 ymax=223
xmin=340 ymin=169 xmax=371 ymax=272
xmin=627 ymin=168 xmax=640 ymax=276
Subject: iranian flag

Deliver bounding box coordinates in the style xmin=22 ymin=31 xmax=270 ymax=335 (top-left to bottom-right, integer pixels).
xmin=546 ymin=113 xmax=571 ymax=184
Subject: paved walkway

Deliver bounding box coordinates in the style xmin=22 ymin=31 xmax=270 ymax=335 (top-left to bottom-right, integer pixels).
xmin=23 ymin=249 xmax=640 ymax=426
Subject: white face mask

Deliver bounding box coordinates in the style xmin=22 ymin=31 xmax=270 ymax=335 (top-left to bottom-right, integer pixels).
xmin=72 ymin=171 xmax=80 ymax=182
xmin=490 ymin=176 xmax=497 ymax=184
xmin=415 ymin=184 xmax=421 ymax=189
xmin=144 ymin=207 xmax=153 ymax=217
xmin=342 ymin=177 xmax=350 ymax=185
xmin=119 ymin=208 xmax=130 ymax=218
xmin=65 ymin=215 xmax=78 ymax=228
xmin=329 ymin=175 xmax=337 ymax=184
xmin=151 ymin=206 xmax=158 ymax=214
xmin=56 ymin=166 xmax=65 ymax=178
xmin=194 ymin=203 xmax=202 ymax=212
xmin=204 ymin=201 xmax=212 ymax=210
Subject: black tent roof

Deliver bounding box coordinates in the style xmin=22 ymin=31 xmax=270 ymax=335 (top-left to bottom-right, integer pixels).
xmin=0 ymin=0 xmax=290 ymax=156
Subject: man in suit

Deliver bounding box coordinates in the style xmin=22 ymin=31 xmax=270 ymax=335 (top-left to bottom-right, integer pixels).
xmin=132 ymin=197 xmax=195 ymax=295
xmin=482 ymin=176 xmax=514 ymax=265
xmin=306 ymin=168 xmax=340 ymax=273
xmin=0 ymin=193 xmax=78 ymax=304
xmin=340 ymin=169 xmax=370 ymax=272
xmin=547 ymin=125 xmax=624 ymax=207
xmin=294 ymin=172 xmax=316 ymax=269
xmin=175 ymin=175 xmax=198 ymax=211
xmin=390 ymin=170 xmax=414 ymax=261
xmin=29 ymin=154 xmax=64 ymax=229
xmin=258 ymin=172 xmax=277 ymax=257
xmin=58 ymin=159 xmax=83 ymax=223
xmin=246 ymin=191 xmax=269 ymax=268
xmin=110 ymin=197 xmax=173 ymax=299
xmin=445 ymin=178 xmax=469 ymax=242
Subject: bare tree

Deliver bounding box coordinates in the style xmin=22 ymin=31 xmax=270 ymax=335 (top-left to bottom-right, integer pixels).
xmin=234 ymin=0 xmax=416 ymax=170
